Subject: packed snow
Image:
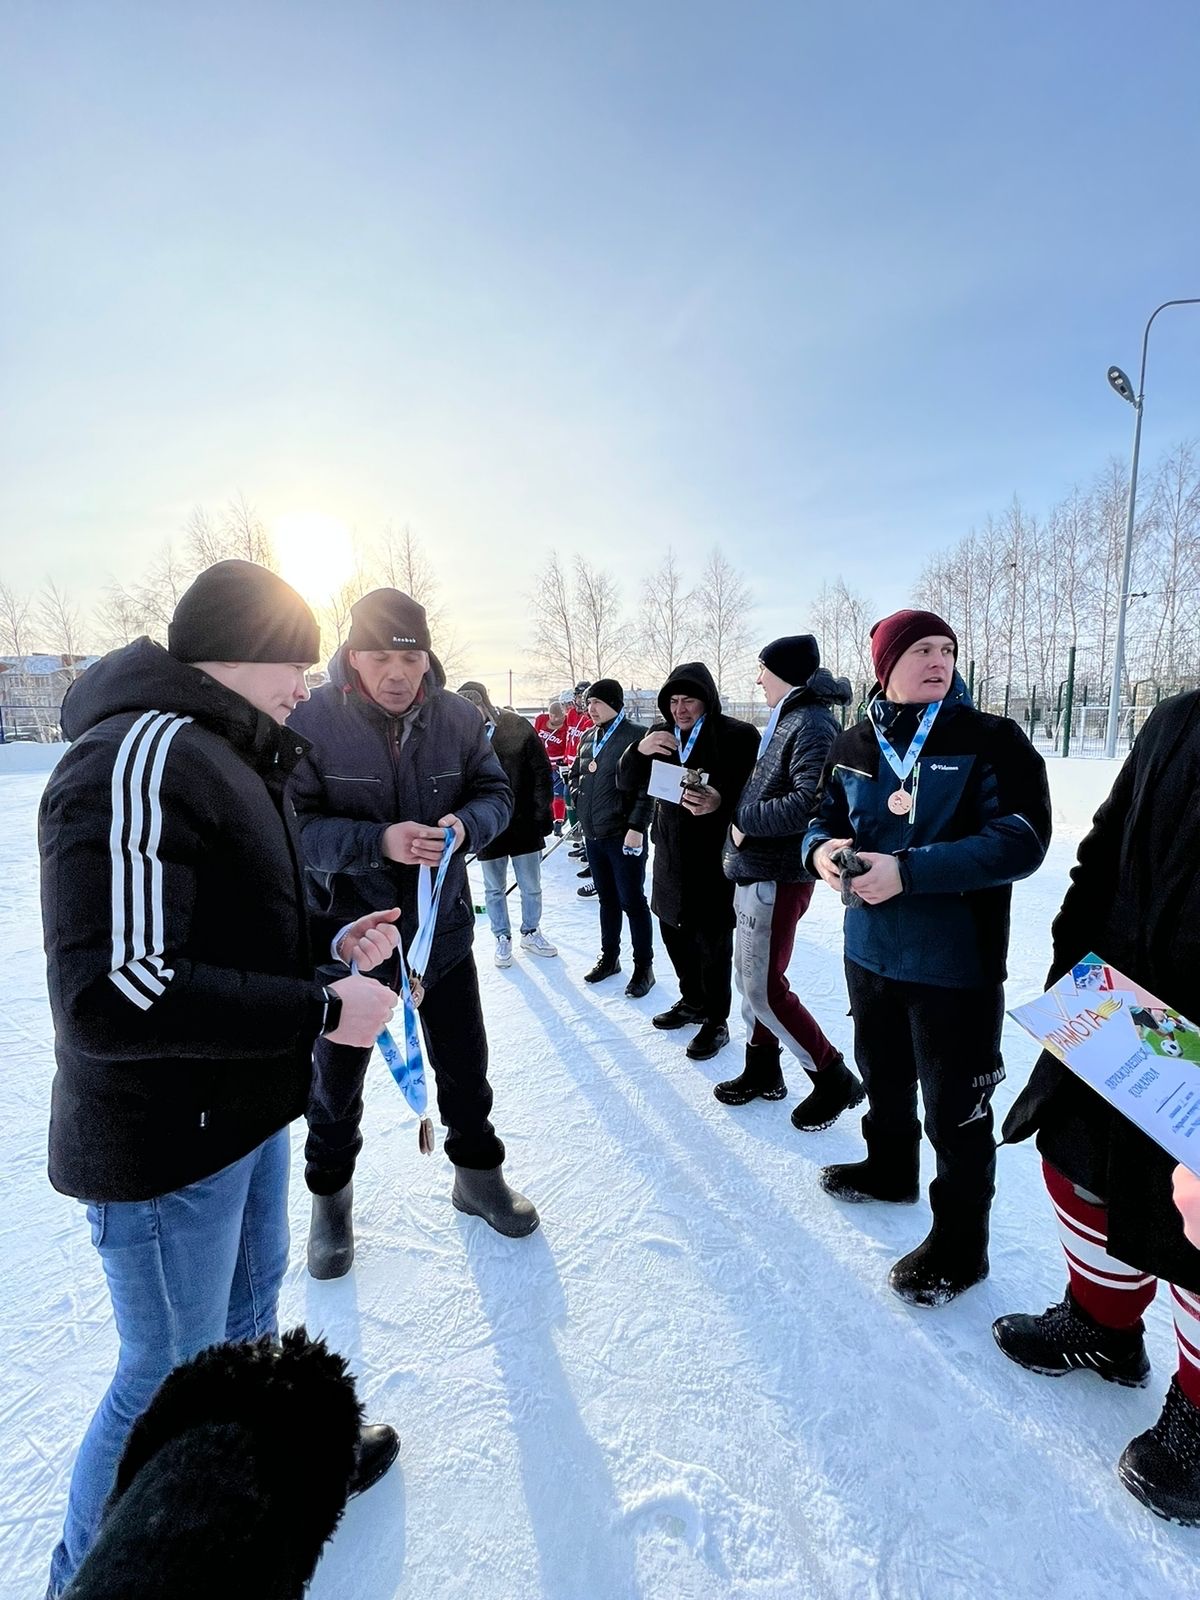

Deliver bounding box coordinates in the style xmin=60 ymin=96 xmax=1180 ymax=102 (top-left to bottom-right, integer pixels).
xmin=0 ymin=762 xmax=1194 ymax=1599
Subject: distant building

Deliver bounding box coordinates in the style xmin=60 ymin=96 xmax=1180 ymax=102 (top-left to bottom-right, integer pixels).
xmin=0 ymin=654 xmax=99 ymax=742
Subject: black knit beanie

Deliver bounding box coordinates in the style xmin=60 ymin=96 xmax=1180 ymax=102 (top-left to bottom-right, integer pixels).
xmin=167 ymin=560 xmax=320 ymax=664
xmin=586 ymin=678 xmax=624 ymax=713
xmin=347 ymin=588 xmax=432 ymax=652
xmin=759 ymin=635 xmax=820 ymax=688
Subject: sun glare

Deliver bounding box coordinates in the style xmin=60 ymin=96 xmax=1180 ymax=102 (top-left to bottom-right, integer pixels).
xmin=273 ymin=512 xmax=356 ymax=607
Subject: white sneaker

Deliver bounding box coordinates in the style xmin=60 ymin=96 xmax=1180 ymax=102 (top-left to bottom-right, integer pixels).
xmin=494 ymin=935 xmax=513 ymax=968
xmin=521 ymin=929 xmax=558 ymax=959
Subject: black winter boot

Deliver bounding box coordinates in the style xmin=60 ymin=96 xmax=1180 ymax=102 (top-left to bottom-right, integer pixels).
xmin=307 ymin=1182 xmax=355 ymax=1280
xmin=992 ymin=1289 xmax=1151 ymax=1387
xmin=820 ymin=1130 xmax=920 ymax=1204
xmin=889 ymin=1218 xmax=989 ymax=1307
xmin=714 ymin=1041 xmax=787 ymax=1105
xmin=584 ymin=954 xmax=621 ymax=983
xmin=625 ymin=963 xmax=656 ymax=999
xmin=452 ymin=1165 xmax=541 ymax=1237
xmin=653 ymin=1000 xmax=706 ymax=1030
xmin=1119 ymin=1378 xmax=1200 ymax=1525
xmin=790 ymin=1053 xmax=866 ymax=1132
xmin=686 ymin=1021 xmax=729 ymax=1061
xmin=348 ymin=1423 xmax=401 ymax=1497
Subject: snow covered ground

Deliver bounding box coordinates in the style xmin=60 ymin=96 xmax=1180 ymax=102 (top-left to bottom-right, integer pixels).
xmin=1 ymin=766 xmax=1195 ymax=1599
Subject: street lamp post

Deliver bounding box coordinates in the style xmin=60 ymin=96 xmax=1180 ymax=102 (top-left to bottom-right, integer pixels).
xmin=1104 ymin=298 xmax=1200 ymax=758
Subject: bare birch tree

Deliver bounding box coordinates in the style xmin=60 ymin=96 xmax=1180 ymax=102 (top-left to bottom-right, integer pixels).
xmin=574 ymin=558 xmax=627 ymax=682
xmin=528 ymin=552 xmax=581 ymax=686
xmin=695 ymin=547 xmax=754 ymax=696
xmin=638 ymin=548 xmax=695 ymax=685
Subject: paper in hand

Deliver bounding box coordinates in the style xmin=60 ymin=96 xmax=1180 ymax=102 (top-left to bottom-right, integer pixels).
xmin=1008 ymin=954 xmax=1200 ymax=1167
xmin=648 ymin=760 xmax=708 ymax=804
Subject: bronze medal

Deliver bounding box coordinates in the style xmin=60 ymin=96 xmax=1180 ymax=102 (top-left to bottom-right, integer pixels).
xmin=888 ymin=787 xmax=913 ymax=816
xmin=588 ymin=759 xmax=598 ymax=773
xmin=409 ymin=973 xmax=425 ymax=1008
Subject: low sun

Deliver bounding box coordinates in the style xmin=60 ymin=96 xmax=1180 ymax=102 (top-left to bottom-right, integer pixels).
xmin=272 ymin=512 xmax=357 ymax=607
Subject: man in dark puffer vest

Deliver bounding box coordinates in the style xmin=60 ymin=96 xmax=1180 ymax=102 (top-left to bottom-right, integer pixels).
xmin=715 ymin=636 xmax=864 ymax=1124
xmin=39 ymin=562 xmax=401 ymax=1597
xmin=618 ymin=662 xmax=759 ymax=1061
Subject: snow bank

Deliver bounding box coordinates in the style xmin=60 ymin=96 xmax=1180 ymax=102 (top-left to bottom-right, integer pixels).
xmin=1044 ymin=755 xmax=1123 ymax=830
xmin=0 ymin=741 xmax=67 ymax=775
xmin=2 ymin=765 xmax=1194 ymax=1600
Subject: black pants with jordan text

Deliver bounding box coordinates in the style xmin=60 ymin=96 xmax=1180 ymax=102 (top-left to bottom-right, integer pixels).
xmin=305 ymin=952 xmax=505 ymax=1194
xmin=845 ymin=959 xmax=1005 ymax=1224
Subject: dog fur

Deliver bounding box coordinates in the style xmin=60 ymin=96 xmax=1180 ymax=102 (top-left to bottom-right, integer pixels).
xmin=63 ymin=1328 xmax=364 ymax=1600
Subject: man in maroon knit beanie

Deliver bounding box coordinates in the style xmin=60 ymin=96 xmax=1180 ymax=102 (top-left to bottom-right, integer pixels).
xmin=803 ymin=609 xmax=1051 ymax=1306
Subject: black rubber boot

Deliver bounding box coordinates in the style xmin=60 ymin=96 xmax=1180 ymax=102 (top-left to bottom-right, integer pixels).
xmin=686 ymin=1021 xmax=730 ymax=1061
xmin=348 ymin=1423 xmax=401 ymax=1497
xmin=889 ymin=1218 xmax=990 ymax=1308
xmin=307 ymin=1182 xmax=355 ymax=1280
xmin=584 ymin=954 xmax=621 ymax=983
xmin=1119 ymin=1378 xmax=1200 ymax=1525
xmin=452 ymin=1164 xmax=541 ymax=1237
xmin=713 ymin=1041 xmax=786 ymax=1105
xmin=992 ymin=1289 xmax=1151 ymax=1387
xmin=625 ymin=963 xmax=656 ymax=999
xmin=653 ymin=1000 xmax=706 ymax=1030
xmin=790 ymin=1052 xmax=866 ymax=1132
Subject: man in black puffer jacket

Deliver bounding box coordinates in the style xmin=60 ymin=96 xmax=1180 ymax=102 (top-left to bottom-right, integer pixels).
xmin=618 ymin=662 xmax=759 ymax=1061
xmin=289 ymin=589 xmax=539 ymax=1279
xmin=714 ymin=636 xmax=864 ymax=1128
xmin=39 ymin=562 xmax=402 ymax=1597
xmin=569 ymin=678 xmax=655 ymax=998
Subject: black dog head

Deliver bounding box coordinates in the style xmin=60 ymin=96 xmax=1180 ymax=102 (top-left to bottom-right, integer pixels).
xmin=64 ymin=1328 xmax=365 ymax=1600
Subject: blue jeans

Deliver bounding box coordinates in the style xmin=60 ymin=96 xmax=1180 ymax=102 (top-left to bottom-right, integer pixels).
xmin=47 ymin=1129 xmax=291 ymax=1596
xmin=481 ymin=851 xmax=543 ymax=938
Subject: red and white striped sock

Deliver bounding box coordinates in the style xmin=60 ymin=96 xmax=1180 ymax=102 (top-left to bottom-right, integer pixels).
xmin=1043 ymin=1160 xmax=1156 ymax=1330
xmin=1170 ymin=1284 xmax=1200 ymax=1409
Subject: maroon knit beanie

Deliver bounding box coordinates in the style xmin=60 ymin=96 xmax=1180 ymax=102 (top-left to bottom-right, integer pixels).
xmin=869 ymin=609 xmax=958 ymax=689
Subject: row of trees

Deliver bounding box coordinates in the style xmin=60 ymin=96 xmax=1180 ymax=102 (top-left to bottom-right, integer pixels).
xmin=0 ymin=497 xmax=463 ymax=681
xmin=527 ymin=547 xmax=756 ymax=701
xmin=787 ymin=440 xmax=1200 ymax=716
xmin=6 ymin=438 xmax=1199 ymax=723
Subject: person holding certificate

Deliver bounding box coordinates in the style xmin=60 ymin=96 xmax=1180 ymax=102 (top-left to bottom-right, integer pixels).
xmin=618 ymin=661 xmax=759 ymax=1062
xmin=998 ymin=692 xmax=1200 ymax=1525
xmin=805 ymin=609 xmax=1050 ymax=1307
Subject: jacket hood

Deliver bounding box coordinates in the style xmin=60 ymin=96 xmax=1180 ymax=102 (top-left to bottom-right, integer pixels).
xmin=784 ymin=667 xmax=853 ymax=711
xmin=60 ymin=637 xmax=286 ymax=760
xmin=658 ymin=661 xmax=721 ymax=723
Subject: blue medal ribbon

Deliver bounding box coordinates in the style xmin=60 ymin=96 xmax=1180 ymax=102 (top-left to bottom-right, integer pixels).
xmin=589 ymin=709 xmax=626 ymax=762
xmin=358 ymin=825 xmax=456 ymax=1150
xmin=757 ymin=702 xmax=784 ymax=758
xmin=871 ymin=700 xmax=941 ymax=785
xmin=674 ymin=714 xmax=705 ymax=764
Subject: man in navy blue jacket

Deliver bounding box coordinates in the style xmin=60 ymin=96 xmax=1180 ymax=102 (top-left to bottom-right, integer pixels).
xmin=289 ymin=588 xmax=539 ymax=1278
xmin=804 ymin=609 xmax=1050 ymax=1307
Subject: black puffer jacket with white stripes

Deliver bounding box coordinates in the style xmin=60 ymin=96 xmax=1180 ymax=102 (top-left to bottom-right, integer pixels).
xmin=40 ymin=638 xmax=325 ymax=1201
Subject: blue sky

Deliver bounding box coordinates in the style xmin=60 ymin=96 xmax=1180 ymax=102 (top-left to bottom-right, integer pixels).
xmin=2 ymin=1 xmax=1199 ymax=686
